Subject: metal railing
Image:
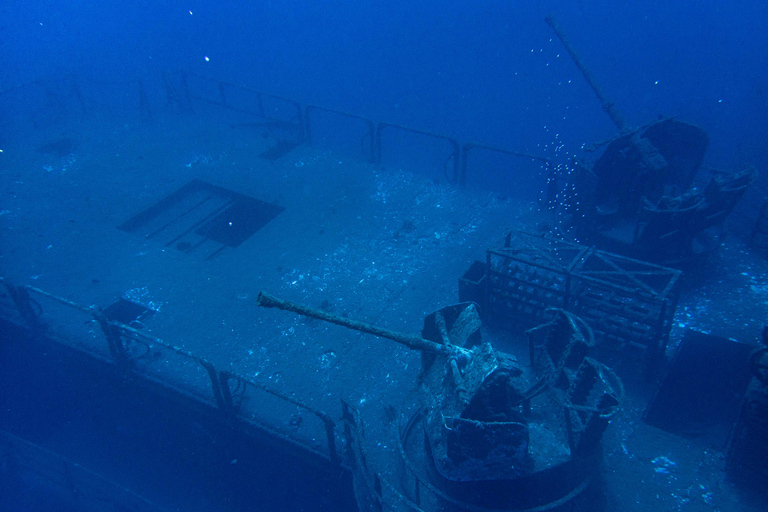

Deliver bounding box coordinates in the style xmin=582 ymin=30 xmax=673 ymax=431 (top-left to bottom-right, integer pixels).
xmin=164 ymin=71 xmax=550 ymax=189
xmin=376 ymin=121 xmax=461 ymax=184
xmin=164 ymin=71 xmax=305 ymax=142
xmin=3 ymin=71 xmax=551 ymax=192
xmin=0 ymin=277 xmax=340 ymax=467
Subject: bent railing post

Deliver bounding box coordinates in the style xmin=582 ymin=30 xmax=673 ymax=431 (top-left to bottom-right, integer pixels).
xmin=89 ymin=306 xmax=130 ymax=370
xmin=201 ymin=361 xmax=227 ymax=411
xmin=1 ymin=280 xmax=42 ymax=328
xmin=218 ymin=371 xmax=237 ymax=417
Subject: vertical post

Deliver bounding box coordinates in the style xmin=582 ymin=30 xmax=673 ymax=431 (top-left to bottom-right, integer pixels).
xmin=3 ymin=281 xmax=42 ymax=328
xmin=164 ymin=72 xmax=195 ymax=115
xmin=218 ymin=371 xmax=236 ymax=416
xmin=257 ymin=93 xmax=265 ymax=118
xmin=459 ymin=144 xmax=469 ymax=188
xmin=484 ymin=250 xmax=492 ymax=319
xmin=138 ymin=80 xmax=152 ymax=122
xmin=69 ymin=79 xmax=87 ymax=113
xmin=162 ymin=72 xmax=173 ymax=107
xmin=180 ymin=72 xmax=194 ymax=114
xmin=89 ymin=307 xmax=130 ymax=370
xmin=304 ymin=105 xmax=314 ymax=145
xmin=644 ymin=298 xmax=670 ymax=379
xmin=322 ymin=414 xmax=340 ymax=466
xmin=364 ymin=120 xmax=376 ymax=163
xmin=292 ymin=101 xmax=306 ymax=143
xmin=375 ymin=122 xmax=384 ymax=165
xmin=527 ymin=328 xmax=536 ymax=368
xmin=446 ymin=139 xmax=460 ymax=186
xmin=201 ymin=362 xmax=227 ymax=411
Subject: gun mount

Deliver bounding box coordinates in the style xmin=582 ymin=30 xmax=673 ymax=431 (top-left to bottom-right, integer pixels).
xmin=546 ymin=15 xmax=755 ymax=266
xmin=257 ymin=292 xmax=623 ymax=509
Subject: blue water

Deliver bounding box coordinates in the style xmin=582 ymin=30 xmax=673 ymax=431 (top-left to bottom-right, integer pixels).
xmin=2 ymin=2 xmax=768 ymax=511
xmin=3 ymin=1 xmax=766 ymax=168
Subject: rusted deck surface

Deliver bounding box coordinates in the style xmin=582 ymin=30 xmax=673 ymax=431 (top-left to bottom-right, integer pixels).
xmin=2 ymin=111 xmax=767 ymax=511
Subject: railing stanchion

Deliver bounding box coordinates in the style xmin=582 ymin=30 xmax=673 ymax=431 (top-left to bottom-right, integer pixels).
xmin=89 ymin=306 xmax=130 ymax=370
xmin=218 ymin=371 xmax=236 ymax=417
xmin=2 ymin=280 xmax=41 ymax=328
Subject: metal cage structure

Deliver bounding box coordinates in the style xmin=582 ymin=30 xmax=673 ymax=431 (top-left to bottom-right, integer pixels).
xmin=476 ymin=231 xmax=682 ymax=361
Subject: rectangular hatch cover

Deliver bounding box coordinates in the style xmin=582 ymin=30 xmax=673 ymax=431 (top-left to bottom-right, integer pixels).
xmin=118 ymin=179 xmax=283 ymax=260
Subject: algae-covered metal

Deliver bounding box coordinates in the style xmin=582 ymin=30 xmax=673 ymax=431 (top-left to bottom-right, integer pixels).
xmin=257 ymin=292 xmax=623 ymax=510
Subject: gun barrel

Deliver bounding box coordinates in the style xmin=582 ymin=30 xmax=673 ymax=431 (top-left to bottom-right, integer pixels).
xmin=256 ymin=292 xmax=456 ymax=355
xmin=546 ymin=14 xmax=627 ymax=132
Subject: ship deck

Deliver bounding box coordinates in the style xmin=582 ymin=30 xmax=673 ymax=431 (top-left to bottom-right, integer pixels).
xmin=1 ymin=105 xmax=767 ymax=511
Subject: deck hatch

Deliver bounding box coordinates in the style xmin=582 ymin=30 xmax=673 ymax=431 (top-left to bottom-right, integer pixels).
xmin=118 ymin=179 xmax=283 ymax=260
